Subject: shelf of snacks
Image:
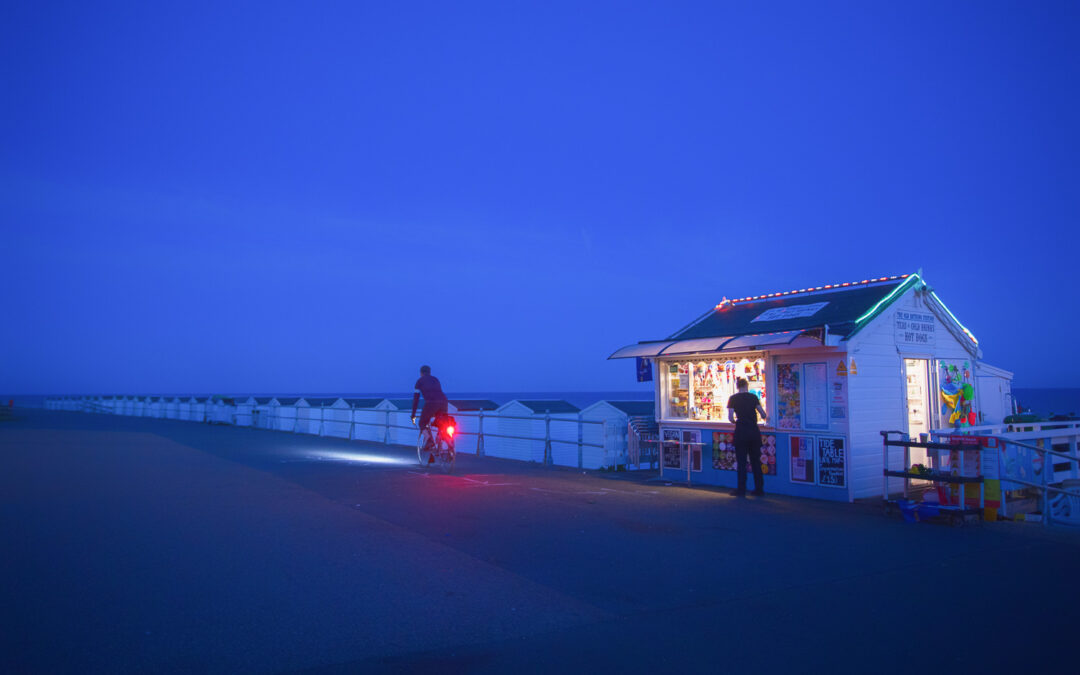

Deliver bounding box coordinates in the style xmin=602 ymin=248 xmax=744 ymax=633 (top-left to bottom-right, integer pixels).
xmin=664 ymin=356 xmax=768 ymax=422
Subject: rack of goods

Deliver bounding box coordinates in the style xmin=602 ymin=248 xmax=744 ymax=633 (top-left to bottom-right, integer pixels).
xmin=880 ymin=431 xmax=984 ymax=526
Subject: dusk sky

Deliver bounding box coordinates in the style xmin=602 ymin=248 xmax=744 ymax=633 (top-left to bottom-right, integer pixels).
xmin=2 ymin=1 xmax=1077 ymax=394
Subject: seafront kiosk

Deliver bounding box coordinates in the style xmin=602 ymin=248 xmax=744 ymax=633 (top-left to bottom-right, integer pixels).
xmin=610 ymin=273 xmax=1011 ymax=502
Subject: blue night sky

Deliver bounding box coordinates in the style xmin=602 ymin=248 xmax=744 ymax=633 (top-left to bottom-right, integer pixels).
xmin=2 ymin=1 xmax=1077 ymax=394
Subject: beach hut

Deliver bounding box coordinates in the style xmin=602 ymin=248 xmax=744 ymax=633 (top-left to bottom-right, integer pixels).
xmin=378 ymin=399 xmax=419 ymax=445
xmin=293 ymin=398 xmax=338 ymax=435
xmin=446 ymin=400 xmax=499 ymax=454
xmin=270 ymin=397 xmax=300 ymax=431
xmin=233 ymin=397 xmax=255 ymax=426
xmin=492 ymin=400 xmax=581 ymax=464
xmin=609 ymin=272 xmax=1014 ymax=501
xmin=314 ymin=398 xmax=353 ymax=438
xmin=207 ymin=397 xmax=237 ymax=424
xmin=343 ymin=398 xmax=388 ymax=442
xmin=250 ymin=397 xmax=275 ymax=429
xmin=975 ymin=363 xmax=1014 ymax=425
xmin=580 ymin=400 xmax=657 ymax=469
xmin=162 ymin=396 xmax=180 ymax=419
xmin=190 ymin=397 xmax=210 ymax=422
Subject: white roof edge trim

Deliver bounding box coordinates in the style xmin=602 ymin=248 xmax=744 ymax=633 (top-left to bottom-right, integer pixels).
xmin=608 ymin=341 xmax=675 ymax=360
xmin=975 ymin=362 xmax=1014 ymax=380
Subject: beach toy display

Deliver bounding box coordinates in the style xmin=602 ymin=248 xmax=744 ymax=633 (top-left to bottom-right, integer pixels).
xmin=940 ymin=361 xmax=977 ymax=428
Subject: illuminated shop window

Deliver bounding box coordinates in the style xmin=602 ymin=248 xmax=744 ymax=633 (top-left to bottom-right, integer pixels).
xmin=663 ymin=356 xmax=767 ymax=422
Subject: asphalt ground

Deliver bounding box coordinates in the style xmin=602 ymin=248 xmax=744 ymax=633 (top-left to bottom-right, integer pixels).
xmin=2 ymin=409 xmax=1078 ymax=674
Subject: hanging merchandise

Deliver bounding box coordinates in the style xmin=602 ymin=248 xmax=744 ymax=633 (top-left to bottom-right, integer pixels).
xmin=667 ymin=355 xmax=768 ymax=422
xmin=939 ymin=361 xmax=977 ymax=428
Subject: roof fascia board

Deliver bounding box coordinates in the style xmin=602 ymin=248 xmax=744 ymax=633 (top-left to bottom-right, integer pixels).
xmin=924 ymin=290 xmax=982 ymax=360
xmin=842 ymin=273 xmax=922 ymax=342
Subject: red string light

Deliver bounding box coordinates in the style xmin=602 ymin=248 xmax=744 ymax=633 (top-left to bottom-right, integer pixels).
xmin=716 ymin=274 xmax=908 ymax=307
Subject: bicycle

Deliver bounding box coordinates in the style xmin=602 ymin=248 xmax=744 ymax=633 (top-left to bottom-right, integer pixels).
xmin=416 ymin=413 xmax=456 ymax=473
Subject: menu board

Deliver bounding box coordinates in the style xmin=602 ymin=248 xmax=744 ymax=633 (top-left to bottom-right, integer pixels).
xmin=790 ymin=435 xmax=815 ymax=483
xmin=817 ymin=436 xmax=846 ymax=487
xmin=803 ymin=362 xmax=828 ymax=429
xmin=776 ymin=363 xmax=801 ymax=429
xmin=662 ymin=429 xmax=682 ymax=468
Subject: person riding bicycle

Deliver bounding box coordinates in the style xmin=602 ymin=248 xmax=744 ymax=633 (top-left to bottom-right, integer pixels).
xmin=411 ymin=365 xmax=449 ymax=461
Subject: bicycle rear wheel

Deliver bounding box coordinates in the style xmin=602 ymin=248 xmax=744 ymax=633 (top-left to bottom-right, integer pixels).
xmin=436 ymin=440 xmax=455 ymax=473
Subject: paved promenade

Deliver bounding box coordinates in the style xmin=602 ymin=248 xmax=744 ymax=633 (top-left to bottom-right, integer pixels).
xmin=2 ymin=409 xmax=1077 ymax=673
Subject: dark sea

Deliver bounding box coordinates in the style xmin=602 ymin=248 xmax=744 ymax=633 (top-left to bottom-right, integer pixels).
xmin=2 ymin=391 xmax=656 ymax=411
xmin=1011 ymin=388 xmax=1080 ymax=417
xmin=8 ymin=388 xmax=1079 ymax=418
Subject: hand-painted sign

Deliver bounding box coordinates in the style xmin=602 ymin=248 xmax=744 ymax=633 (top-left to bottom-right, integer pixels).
xmin=751 ymin=302 xmax=829 ymax=323
xmin=895 ymin=311 xmax=936 ymax=347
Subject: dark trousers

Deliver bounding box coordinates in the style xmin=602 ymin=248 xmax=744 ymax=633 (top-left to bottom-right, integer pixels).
xmin=735 ymin=439 xmax=764 ymax=493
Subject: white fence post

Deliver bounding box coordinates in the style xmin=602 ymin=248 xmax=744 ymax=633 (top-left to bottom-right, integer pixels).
xmin=577 ymin=414 xmax=583 ymax=469
xmin=477 ymin=410 xmax=485 ymax=457
xmin=544 ymin=414 xmax=552 ymax=466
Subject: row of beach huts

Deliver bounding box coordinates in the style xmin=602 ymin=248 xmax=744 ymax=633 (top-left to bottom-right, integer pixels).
xmin=44 ymin=395 xmax=657 ymax=470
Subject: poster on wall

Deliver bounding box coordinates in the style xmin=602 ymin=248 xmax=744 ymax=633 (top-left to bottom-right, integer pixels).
xmin=713 ymin=432 xmax=778 ymax=475
xmin=683 ymin=429 xmax=702 ymax=472
xmin=817 ymin=436 xmax=846 ymax=487
xmin=761 ymin=434 xmax=777 ymax=475
xmin=712 ymin=431 xmax=735 ymax=471
xmin=776 ymin=363 xmax=801 ymax=429
xmin=662 ymin=429 xmax=682 ymax=469
xmin=830 ymin=377 xmax=847 ymax=420
xmin=790 ymin=436 xmax=815 ymax=483
xmin=803 ymin=363 xmax=828 ymax=429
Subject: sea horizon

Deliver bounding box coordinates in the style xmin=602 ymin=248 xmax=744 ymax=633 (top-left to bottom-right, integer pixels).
xmin=8 ymin=387 xmax=1080 ymax=417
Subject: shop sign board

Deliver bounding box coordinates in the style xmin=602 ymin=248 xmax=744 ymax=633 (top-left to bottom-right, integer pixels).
xmin=817 ymin=436 xmax=846 ymax=487
xmin=895 ymin=311 xmax=936 ymax=347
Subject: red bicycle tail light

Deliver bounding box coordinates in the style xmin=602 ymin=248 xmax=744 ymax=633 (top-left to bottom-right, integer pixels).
xmin=447 ymin=426 xmax=455 ymax=437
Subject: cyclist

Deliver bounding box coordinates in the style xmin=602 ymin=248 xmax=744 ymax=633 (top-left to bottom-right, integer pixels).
xmin=411 ymin=365 xmax=449 ymax=462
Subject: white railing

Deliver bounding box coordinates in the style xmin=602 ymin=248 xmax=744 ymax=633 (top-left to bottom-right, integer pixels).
xmin=922 ymin=427 xmax=1080 ymax=527
xmin=52 ymin=398 xmax=635 ymax=471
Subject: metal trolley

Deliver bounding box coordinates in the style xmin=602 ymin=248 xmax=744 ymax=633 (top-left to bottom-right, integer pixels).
xmin=880 ymin=431 xmax=984 ymax=526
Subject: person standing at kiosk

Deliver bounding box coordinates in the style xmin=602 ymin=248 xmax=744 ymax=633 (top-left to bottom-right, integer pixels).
xmin=728 ymin=377 xmax=767 ymax=497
